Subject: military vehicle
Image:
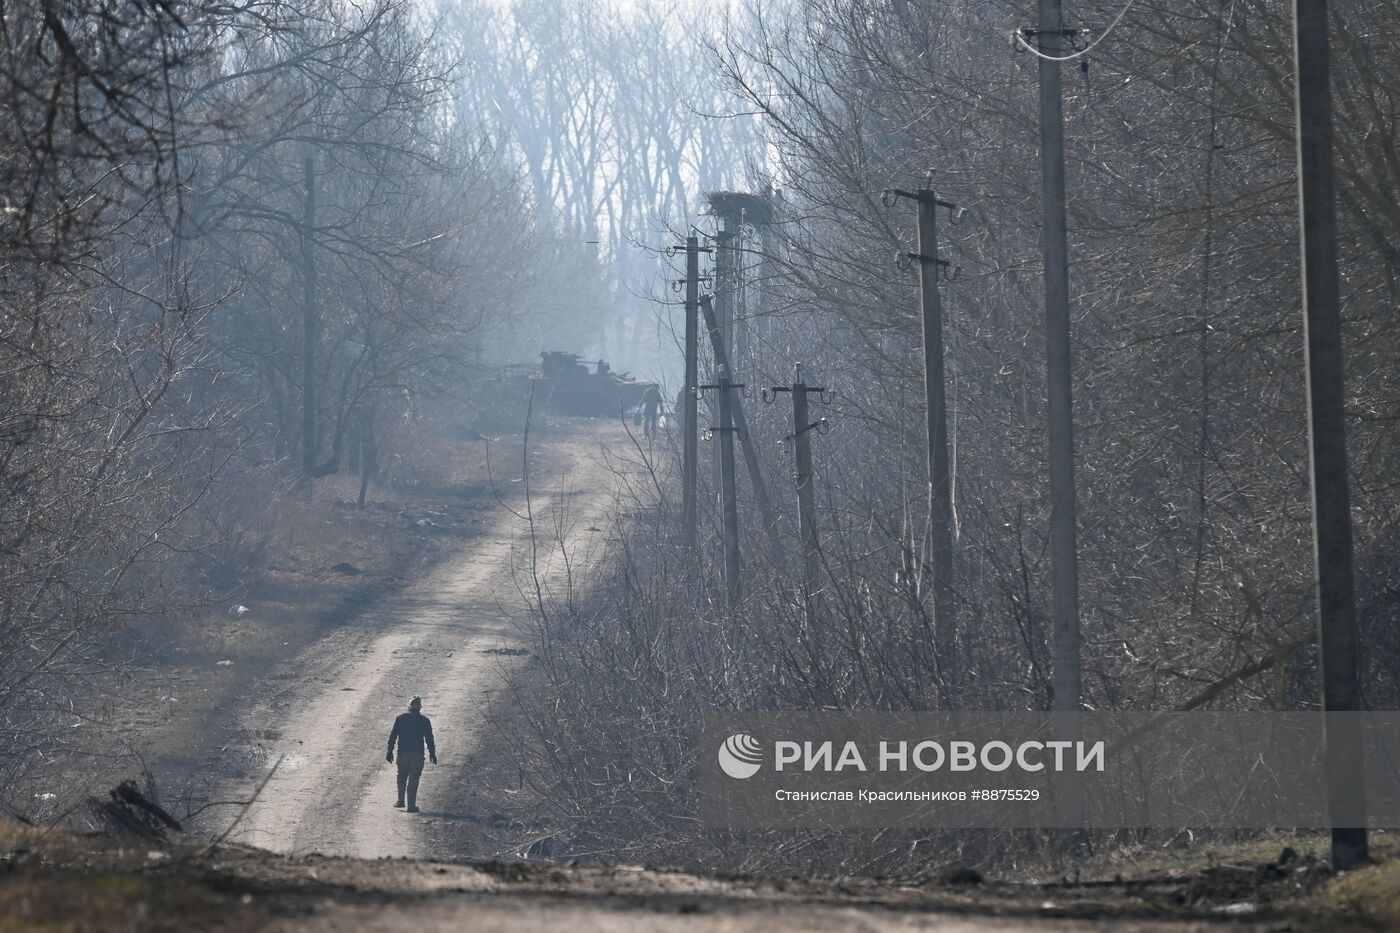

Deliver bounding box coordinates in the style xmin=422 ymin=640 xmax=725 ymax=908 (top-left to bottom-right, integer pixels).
xmin=536 ymin=351 xmax=655 ymax=417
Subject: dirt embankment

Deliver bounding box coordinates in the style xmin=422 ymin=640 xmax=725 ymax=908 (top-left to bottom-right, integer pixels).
xmin=5 ymin=822 xmax=1392 ymax=932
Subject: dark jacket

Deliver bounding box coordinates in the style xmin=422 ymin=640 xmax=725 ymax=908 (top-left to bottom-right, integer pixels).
xmin=388 ymin=710 xmax=435 ymax=763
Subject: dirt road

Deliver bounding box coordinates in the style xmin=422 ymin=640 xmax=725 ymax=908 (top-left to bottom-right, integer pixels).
xmin=216 ymin=429 xmax=619 ymax=859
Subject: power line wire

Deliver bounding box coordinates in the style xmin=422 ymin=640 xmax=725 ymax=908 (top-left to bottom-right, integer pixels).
xmin=1013 ymin=0 xmax=1139 ymax=61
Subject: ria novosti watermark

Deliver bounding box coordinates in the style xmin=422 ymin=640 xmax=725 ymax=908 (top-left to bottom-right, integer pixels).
xmin=700 ymin=712 xmax=1400 ymax=829
xmin=772 ymin=736 xmax=1103 ymax=774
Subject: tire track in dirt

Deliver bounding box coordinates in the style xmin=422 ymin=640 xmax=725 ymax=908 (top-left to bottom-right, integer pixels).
xmin=220 ymin=429 xmax=621 ymax=858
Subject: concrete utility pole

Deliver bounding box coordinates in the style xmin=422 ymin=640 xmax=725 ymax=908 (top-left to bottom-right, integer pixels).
xmin=734 ymin=220 xmax=750 ymax=370
xmin=1015 ymin=0 xmax=1086 ymax=840
xmin=884 ymin=181 xmax=959 ymax=664
xmin=710 ymin=227 xmax=729 ymax=499
xmin=1028 ymin=0 xmax=1083 ymax=722
xmin=301 ymin=156 xmax=317 ymax=477
xmin=769 ymin=365 xmax=827 ymax=614
xmin=702 ymin=366 xmax=743 ymax=613
xmin=791 ymin=370 xmax=821 ymax=605
xmin=1292 ymin=0 xmax=1368 ymax=871
xmin=682 ymin=236 xmax=701 ymax=548
xmin=713 ymin=220 xmax=737 ymax=381
xmin=699 ymin=295 xmax=786 ymax=573
xmin=916 ymin=189 xmax=956 ymax=654
xmin=708 ymin=191 xmax=776 ymax=384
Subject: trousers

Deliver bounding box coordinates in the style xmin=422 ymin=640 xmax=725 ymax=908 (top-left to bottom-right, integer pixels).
xmin=396 ymin=758 xmax=424 ymax=808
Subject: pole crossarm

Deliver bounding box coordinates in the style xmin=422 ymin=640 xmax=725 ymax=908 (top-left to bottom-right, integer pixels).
xmin=906 ymin=252 xmax=951 ymax=268
xmin=883 ymin=188 xmax=958 ymax=212
xmin=702 ymin=381 xmax=748 ymax=439
xmin=784 ymin=420 xmax=827 ymax=442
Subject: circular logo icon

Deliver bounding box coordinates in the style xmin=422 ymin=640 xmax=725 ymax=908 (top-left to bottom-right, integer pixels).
xmin=718 ymin=733 xmax=763 ymax=779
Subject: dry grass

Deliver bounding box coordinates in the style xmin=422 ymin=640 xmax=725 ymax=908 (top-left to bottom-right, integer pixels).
xmin=1301 ymin=842 xmax=1400 ymax=929
xmin=0 ymin=873 xmax=251 ymax=933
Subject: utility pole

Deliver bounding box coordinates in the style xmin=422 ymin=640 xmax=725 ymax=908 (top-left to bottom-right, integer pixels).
xmin=714 ymin=220 xmax=737 ymax=381
xmin=791 ymin=368 xmax=820 ymax=606
xmin=734 ymin=219 xmax=750 ymax=372
xmin=301 ymin=156 xmax=317 ymax=477
xmin=709 ymin=220 xmax=734 ymax=504
xmin=702 ymin=366 xmax=743 ymax=614
xmin=1292 ymin=0 xmax=1367 ymax=871
xmin=916 ymin=189 xmax=954 ymax=653
xmin=768 ymin=365 xmax=828 ymax=614
xmin=1015 ymin=0 xmax=1085 ymax=840
xmin=1022 ymin=1 xmax=1083 ymax=721
xmin=708 ymin=191 xmax=775 ymax=384
xmin=682 ymin=236 xmax=701 ymax=548
xmin=884 ymin=181 xmax=959 ymax=667
xmin=699 ymin=295 xmax=786 ymax=573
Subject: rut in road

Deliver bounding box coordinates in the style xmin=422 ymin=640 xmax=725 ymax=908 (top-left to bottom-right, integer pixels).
xmin=223 ymin=431 xmax=622 ymax=858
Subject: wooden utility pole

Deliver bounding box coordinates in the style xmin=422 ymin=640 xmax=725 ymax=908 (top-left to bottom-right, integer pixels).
xmin=699 ymin=295 xmax=786 ymax=572
xmin=682 ymin=236 xmax=701 ymax=548
xmin=702 ymin=366 xmax=743 ymax=613
xmin=301 ymin=156 xmax=317 ymax=476
xmin=770 ymin=365 xmax=826 ymax=613
xmin=1292 ymin=0 xmax=1368 ymax=871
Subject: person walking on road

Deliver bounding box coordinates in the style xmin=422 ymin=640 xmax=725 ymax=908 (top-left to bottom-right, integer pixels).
xmin=386 ymin=696 xmax=436 ymax=812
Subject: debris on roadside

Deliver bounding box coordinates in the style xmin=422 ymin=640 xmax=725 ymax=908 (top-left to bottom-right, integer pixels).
xmin=89 ymin=780 xmax=183 ymax=841
xmin=941 ymin=866 xmax=984 ymax=886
